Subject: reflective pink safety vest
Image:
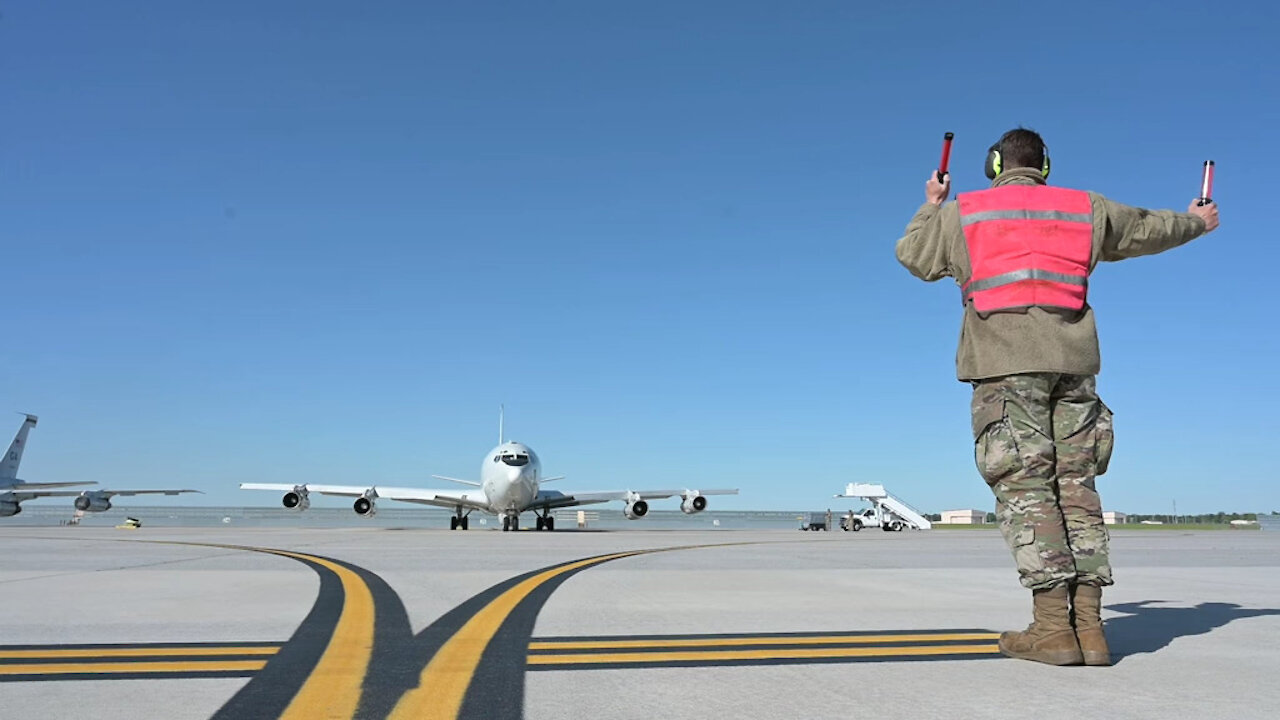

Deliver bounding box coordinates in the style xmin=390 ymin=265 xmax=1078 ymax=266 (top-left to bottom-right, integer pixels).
xmin=957 ymin=185 xmax=1093 ymax=315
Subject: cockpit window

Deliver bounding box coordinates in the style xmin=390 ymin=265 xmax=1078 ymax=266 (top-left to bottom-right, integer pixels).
xmin=499 ymin=452 xmax=530 ymax=467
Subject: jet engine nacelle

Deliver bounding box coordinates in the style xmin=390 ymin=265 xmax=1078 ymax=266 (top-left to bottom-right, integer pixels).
xmin=74 ymin=493 xmax=112 ymax=513
xmin=623 ymin=499 xmax=649 ymax=520
xmin=680 ymin=494 xmax=707 ymax=514
xmin=353 ymin=496 xmax=377 ymax=517
xmin=282 ymin=489 xmax=310 ymax=511
xmin=0 ymin=501 xmax=20 ymax=517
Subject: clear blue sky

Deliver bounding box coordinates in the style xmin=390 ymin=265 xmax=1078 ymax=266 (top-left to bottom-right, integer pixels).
xmin=3 ymin=1 xmax=1276 ymax=515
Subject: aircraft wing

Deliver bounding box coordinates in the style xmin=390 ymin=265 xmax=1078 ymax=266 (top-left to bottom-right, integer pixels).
xmin=370 ymin=486 xmax=492 ymax=513
xmin=635 ymin=488 xmax=739 ymax=500
xmin=529 ymin=489 xmax=627 ymax=510
xmin=2 ymin=481 xmax=96 ymax=490
xmin=529 ymin=487 xmax=738 ymax=511
xmin=96 ymin=489 xmax=203 ymax=498
xmin=3 ymin=489 xmax=86 ymax=502
xmin=0 ymin=484 xmax=197 ymax=502
xmin=4 ymin=484 xmax=197 ymax=502
xmin=240 ymin=483 xmax=373 ymax=498
xmin=240 ymin=482 xmax=492 ymax=512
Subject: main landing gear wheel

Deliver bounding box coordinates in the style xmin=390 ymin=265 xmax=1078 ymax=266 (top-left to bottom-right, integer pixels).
xmin=460 ymin=516 xmax=469 ymax=530
xmin=535 ymin=515 xmax=556 ymax=531
xmin=450 ymin=516 xmax=458 ymax=530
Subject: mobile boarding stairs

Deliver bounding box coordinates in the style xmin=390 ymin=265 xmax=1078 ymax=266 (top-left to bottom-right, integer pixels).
xmin=836 ymin=483 xmax=932 ymax=530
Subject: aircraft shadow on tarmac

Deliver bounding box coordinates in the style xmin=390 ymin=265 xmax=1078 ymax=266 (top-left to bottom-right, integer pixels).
xmin=1105 ymin=601 xmax=1280 ymax=663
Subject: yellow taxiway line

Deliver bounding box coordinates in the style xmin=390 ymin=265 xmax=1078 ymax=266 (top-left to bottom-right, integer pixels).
xmin=528 ymin=632 xmax=999 ymax=651
xmin=0 ymin=646 xmax=279 ymax=660
xmin=389 ymin=550 xmax=647 ymax=720
xmin=137 ymin=541 xmax=378 ymax=720
xmin=0 ymin=660 xmax=268 ymax=676
xmin=527 ymin=643 xmax=1000 ymax=666
xmin=258 ymin=549 xmax=375 ymax=720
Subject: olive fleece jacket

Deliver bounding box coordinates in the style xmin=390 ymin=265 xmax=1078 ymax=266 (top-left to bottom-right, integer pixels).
xmin=895 ymin=168 xmax=1208 ymax=381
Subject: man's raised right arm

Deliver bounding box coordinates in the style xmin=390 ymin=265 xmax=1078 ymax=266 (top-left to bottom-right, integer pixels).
xmin=895 ymin=172 xmax=958 ymax=282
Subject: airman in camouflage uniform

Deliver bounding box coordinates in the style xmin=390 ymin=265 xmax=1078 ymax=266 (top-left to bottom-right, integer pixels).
xmin=895 ymin=128 xmax=1219 ymax=666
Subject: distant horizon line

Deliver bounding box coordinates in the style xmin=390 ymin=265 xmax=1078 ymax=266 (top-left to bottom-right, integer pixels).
xmin=9 ymin=504 xmax=1276 ymax=516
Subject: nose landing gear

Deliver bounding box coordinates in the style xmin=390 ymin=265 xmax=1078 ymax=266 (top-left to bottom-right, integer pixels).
xmin=502 ymin=513 xmax=520 ymax=532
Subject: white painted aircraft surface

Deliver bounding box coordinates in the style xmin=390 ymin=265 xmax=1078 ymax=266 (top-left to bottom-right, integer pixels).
xmin=0 ymin=414 xmax=202 ymax=517
xmin=241 ymin=418 xmax=738 ymax=531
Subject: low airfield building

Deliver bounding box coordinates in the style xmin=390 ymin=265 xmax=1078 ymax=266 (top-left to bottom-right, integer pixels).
xmin=1103 ymin=511 xmax=1127 ymax=525
xmin=941 ymin=509 xmax=986 ymax=524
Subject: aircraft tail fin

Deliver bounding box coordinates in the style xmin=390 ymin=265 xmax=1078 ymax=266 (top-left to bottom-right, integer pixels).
xmin=2 ymin=414 xmax=38 ymax=481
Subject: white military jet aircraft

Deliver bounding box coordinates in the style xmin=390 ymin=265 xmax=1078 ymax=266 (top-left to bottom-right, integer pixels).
xmin=1 ymin=414 xmax=202 ymax=517
xmin=241 ymin=422 xmax=737 ymax=531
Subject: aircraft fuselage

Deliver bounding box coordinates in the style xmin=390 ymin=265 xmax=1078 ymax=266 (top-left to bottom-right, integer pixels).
xmin=480 ymin=442 xmax=540 ymax=515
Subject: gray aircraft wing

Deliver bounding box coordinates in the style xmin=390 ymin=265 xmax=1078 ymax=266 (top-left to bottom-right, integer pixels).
xmin=1 ymin=480 xmax=96 ymax=491
xmin=241 ymin=482 xmax=493 ymax=513
xmin=528 ymin=487 xmax=738 ymax=511
xmin=371 ymin=486 xmax=493 ymax=512
xmin=93 ymin=489 xmax=203 ymax=498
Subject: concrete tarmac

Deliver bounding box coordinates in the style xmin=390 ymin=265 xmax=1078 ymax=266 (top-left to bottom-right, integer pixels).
xmin=1 ymin=526 xmax=1277 ymax=720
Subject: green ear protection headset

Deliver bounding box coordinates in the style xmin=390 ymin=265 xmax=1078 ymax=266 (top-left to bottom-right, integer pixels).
xmin=985 ymin=136 xmax=1051 ymax=180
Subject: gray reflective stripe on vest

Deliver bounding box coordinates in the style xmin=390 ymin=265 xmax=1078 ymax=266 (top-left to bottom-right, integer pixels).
xmin=963 ymin=268 xmax=1087 ymax=297
xmin=960 ymin=209 xmax=1092 ymax=227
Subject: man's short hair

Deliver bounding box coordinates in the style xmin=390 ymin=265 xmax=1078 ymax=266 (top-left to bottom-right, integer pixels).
xmin=996 ymin=128 xmax=1047 ymax=172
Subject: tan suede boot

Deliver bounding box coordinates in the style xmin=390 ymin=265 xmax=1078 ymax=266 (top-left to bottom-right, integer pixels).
xmin=999 ymin=585 xmax=1085 ymax=666
xmin=1071 ymin=583 xmax=1112 ymax=666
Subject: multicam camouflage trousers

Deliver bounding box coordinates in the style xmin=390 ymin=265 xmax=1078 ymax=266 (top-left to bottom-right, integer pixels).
xmin=971 ymin=373 xmax=1115 ymax=590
